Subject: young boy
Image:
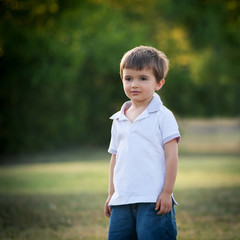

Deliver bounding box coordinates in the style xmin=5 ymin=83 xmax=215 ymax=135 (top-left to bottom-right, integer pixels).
xmin=104 ymin=46 xmax=180 ymax=240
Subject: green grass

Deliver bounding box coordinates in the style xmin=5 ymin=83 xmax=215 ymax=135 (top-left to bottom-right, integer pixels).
xmin=1 ymin=118 xmax=239 ymax=239
xmin=0 ymin=152 xmax=239 ymax=240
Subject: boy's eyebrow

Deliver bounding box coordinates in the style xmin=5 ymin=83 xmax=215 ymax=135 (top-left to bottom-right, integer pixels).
xmin=139 ymin=74 xmax=149 ymax=77
xmin=123 ymin=74 xmax=150 ymax=78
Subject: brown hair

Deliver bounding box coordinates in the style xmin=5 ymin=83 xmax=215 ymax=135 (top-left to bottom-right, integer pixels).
xmin=120 ymin=46 xmax=169 ymax=82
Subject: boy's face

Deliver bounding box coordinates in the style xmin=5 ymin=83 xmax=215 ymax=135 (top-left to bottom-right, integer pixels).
xmin=122 ymin=68 xmax=164 ymax=104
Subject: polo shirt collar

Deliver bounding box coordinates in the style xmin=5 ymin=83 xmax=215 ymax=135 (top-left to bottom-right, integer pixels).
xmin=110 ymin=92 xmax=163 ymax=120
xmin=148 ymin=92 xmax=163 ymax=113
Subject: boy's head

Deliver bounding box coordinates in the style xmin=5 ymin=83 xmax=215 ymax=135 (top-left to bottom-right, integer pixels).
xmin=120 ymin=46 xmax=169 ymax=83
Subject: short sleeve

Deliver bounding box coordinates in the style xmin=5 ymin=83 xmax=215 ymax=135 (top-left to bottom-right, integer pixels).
xmin=158 ymin=109 xmax=181 ymax=145
xmin=108 ymin=120 xmax=117 ymax=154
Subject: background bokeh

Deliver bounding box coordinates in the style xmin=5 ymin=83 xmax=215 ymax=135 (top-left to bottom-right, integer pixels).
xmin=1 ymin=0 xmax=239 ymax=154
xmin=0 ymin=1 xmax=240 ymax=240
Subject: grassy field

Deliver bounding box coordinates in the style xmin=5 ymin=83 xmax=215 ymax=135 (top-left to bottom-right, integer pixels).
xmin=0 ymin=118 xmax=240 ymax=240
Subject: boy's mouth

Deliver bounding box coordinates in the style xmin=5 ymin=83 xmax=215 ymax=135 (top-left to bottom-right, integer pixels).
xmin=131 ymin=91 xmax=141 ymax=95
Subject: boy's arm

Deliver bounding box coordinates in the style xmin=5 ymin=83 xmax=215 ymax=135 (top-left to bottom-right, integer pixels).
xmin=104 ymin=154 xmax=116 ymax=218
xmin=155 ymin=138 xmax=178 ymax=215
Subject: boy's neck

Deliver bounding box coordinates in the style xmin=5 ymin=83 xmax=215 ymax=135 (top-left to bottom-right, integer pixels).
xmin=125 ymin=96 xmax=153 ymax=123
xmin=130 ymin=95 xmax=153 ymax=110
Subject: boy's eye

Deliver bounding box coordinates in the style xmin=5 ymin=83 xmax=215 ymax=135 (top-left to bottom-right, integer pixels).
xmin=125 ymin=77 xmax=131 ymax=81
xmin=140 ymin=77 xmax=147 ymax=81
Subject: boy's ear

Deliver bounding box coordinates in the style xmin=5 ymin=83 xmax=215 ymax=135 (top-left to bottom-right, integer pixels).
xmin=155 ymin=79 xmax=165 ymax=91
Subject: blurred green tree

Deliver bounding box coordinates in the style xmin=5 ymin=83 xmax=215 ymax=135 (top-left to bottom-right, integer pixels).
xmin=0 ymin=0 xmax=239 ymax=153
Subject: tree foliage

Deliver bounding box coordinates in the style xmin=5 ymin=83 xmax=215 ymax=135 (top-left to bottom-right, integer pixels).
xmin=0 ymin=0 xmax=239 ymax=153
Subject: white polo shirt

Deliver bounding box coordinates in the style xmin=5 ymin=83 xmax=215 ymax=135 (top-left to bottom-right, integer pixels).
xmin=108 ymin=93 xmax=180 ymax=206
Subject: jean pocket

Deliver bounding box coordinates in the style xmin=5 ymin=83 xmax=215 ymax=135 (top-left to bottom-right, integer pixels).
xmin=164 ymin=209 xmax=177 ymax=239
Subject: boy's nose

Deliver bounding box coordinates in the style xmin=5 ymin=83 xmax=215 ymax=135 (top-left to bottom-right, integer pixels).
xmin=131 ymin=80 xmax=139 ymax=88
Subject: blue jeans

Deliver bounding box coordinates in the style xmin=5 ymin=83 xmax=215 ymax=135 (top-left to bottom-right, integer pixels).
xmin=108 ymin=203 xmax=177 ymax=240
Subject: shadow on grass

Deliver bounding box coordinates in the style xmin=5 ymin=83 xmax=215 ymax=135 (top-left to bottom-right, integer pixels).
xmin=0 ymin=192 xmax=108 ymax=229
xmin=175 ymin=186 xmax=240 ymax=216
xmin=1 ymin=148 xmax=239 ymax=166
xmin=174 ymin=187 xmax=240 ymax=240
xmin=0 ymin=192 xmax=109 ymax=240
xmin=0 ymin=187 xmax=239 ymax=240
xmin=0 ymin=147 xmax=109 ymax=166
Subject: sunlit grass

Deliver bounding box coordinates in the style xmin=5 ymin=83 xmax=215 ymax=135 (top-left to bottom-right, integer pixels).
xmin=0 ymin=160 xmax=109 ymax=194
xmin=176 ymin=155 xmax=240 ymax=189
xmin=0 ymin=152 xmax=239 ymax=240
xmin=0 ymin=155 xmax=239 ymax=194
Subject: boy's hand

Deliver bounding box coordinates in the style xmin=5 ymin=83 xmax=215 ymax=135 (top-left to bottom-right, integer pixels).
xmin=155 ymin=192 xmax=172 ymax=215
xmin=104 ymin=195 xmax=112 ymax=218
